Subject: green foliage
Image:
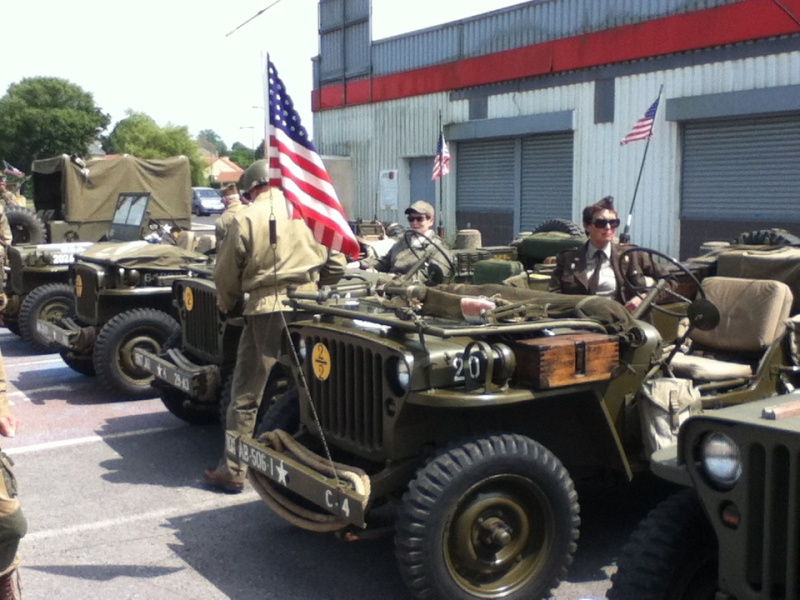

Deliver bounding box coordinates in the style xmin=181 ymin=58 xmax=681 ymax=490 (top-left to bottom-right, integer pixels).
xmin=198 ymin=129 xmax=228 ymax=156
xmin=106 ymin=112 xmax=208 ymax=185
xmin=0 ymin=77 xmax=110 ymax=171
xmin=229 ymin=143 xmax=255 ymax=169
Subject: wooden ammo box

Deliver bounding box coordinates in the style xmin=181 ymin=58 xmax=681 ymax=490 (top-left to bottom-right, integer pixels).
xmin=513 ymin=333 xmax=619 ymax=389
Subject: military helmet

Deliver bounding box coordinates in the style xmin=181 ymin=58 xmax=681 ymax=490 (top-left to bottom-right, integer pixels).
xmin=241 ymin=159 xmax=271 ymax=193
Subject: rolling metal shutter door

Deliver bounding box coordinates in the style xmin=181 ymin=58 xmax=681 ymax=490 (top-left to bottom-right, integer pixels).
xmin=681 ymin=116 xmax=800 ymax=221
xmin=520 ymin=133 xmax=574 ymax=230
xmin=456 ymin=139 xmax=516 ymax=214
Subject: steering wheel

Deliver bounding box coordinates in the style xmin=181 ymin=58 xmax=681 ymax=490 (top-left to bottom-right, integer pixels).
xmin=402 ymin=230 xmax=457 ymax=280
xmin=618 ymin=247 xmax=705 ymax=318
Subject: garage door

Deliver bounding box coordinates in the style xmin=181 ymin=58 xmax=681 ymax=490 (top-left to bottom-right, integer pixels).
xmin=456 ymin=133 xmax=573 ymax=245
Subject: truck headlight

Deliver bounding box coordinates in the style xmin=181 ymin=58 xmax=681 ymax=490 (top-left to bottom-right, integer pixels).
xmin=292 ymin=334 xmax=308 ymax=364
xmin=700 ymin=432 xmax=742 ymax=489
xmin=386 ymin=356 xmax=410 ymax=395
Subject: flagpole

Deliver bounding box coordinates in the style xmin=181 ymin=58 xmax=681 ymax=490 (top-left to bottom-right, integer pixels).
xmin=619 ymin=84 xmax=664 ymax=244
xmin=436 ymin=111 xmax=445 ymax=238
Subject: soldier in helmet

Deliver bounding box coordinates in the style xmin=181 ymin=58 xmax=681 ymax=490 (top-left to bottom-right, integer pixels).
xmin=204 ymin=160 xmax=345 ymax=493
xmin=214 ymin=183 xmax=246 ymax=252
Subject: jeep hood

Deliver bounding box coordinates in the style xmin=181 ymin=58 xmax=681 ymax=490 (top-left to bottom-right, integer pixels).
xmin=77 ymin=241 xmax=209 ymax=270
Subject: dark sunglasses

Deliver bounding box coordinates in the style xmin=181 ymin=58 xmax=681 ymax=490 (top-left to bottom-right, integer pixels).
xmin=407 ymin=215 xmax=428 ymax=223
xmin=592 ymin=218 xmax=620 ymax=229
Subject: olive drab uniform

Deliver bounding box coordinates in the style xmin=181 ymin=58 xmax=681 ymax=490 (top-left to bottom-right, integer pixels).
xmin=212 ymin=187 xmax=344 ymax=484
xmin=360 ymin=230 xmax=454 ymax=284
xmin=0 ymin=351 xmax=27 ymax=591
xmin=0 ymin=208 xmax=11 ymax=312
xmin=214 ymin=196 xmax=243 ymax=253
xmin=0 ymin=192 xmax=14 ymax=208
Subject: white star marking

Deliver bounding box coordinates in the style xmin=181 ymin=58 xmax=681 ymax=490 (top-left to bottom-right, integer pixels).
xmin=275 ymin=461 xmax=289 ymax=486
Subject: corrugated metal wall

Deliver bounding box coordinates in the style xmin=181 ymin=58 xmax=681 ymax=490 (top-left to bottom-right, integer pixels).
xmin=315 ymin=48 xmax=800 ymax=257
xmin=371 ymin=0 xmax=739 ymax=76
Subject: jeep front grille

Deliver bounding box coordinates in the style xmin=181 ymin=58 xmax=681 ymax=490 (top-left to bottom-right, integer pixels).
xmin=742 ymin=441 xmax=800 ymax=599
xmin=178 ymin=280 xmax=224 ymax=363
xmin=300 ymin=332 xmax=385 ymax=452
xmin=73 ymin=263 xmax=100 ymax=323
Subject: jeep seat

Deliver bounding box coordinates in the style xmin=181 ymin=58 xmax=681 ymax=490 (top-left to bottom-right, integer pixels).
xmin=670 ymin=277 xmax=793 ymax=381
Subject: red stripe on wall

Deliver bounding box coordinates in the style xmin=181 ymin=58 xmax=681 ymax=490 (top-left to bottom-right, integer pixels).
xmin=312 ymin=0 xmax=800 ymax=111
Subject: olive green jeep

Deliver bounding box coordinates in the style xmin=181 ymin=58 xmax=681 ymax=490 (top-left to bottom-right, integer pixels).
xmin=35 ymin=238 xmax=212 ymax=399
xmin=223 ymin=247 xmax=799 ymax=600
xmin=609 ymin=388 xmax=800 ymax=600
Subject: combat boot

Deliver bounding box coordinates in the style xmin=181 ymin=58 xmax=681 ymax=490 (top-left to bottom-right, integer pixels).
xmin=0 ymin=569 xmax=20 ymax=600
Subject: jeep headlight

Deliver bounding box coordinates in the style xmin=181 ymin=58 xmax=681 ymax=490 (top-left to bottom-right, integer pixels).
xmin=386 ymin=356 xmax=411 ymax=395
xmin=123 ymin=269 xmax=141 ymax=286
xmin=700 ymin=432 xmax=742 ymax=489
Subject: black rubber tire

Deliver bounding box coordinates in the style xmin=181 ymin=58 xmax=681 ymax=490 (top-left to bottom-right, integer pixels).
xmin=608 ymin=489 xmax=718 ymax=600
xmin=6 ymin=205 xmax=47 ymax=245
xmin=60 ymin=351 xmax=96 ymax=377
xmin=93 ymin=308 xmax=180 ymax=399
xmin=396 ymin=433 xmax=579 ymax=600
xmin=532 ymin=218 xmax=584 ymax=237
xmin=18 ymin=284 xmax=75 ymax=353
xmin=254 ymin=380 xmax=297 ymax=437
xmin=733 ymin=228 xmax=800 ymax=246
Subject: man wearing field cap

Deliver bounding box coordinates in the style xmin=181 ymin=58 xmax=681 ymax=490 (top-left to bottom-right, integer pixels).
xmin=360 ymin=200 xmax=454 ymax=284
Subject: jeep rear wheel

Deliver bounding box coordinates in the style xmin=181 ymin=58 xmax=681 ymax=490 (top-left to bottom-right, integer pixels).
xmin=395 ymin=434 xmax=579 ymax=600
xmin=18 ymin=284 xmax=75 ymax=353
xmin=608 ymin=489 xmax=718 ymax=600
xmin=94 ymin=308 xmax=180 ymax=399
xmin=6 ymin=205 xmax=47 ymax=245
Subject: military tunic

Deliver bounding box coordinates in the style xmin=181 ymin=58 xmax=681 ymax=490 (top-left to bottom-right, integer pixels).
xmin=361 ymin=230 xmax=454 ymax=284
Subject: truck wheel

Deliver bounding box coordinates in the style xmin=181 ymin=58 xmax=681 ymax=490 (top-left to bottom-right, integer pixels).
xmin=396 ymin=434 xmax=579 ymax=600
xmin=733 ymin=228 xmax=800 ymax=246
xmin=532 ymin=218 xmax=583 ymax=236
xmin=6 ymin=205 xmax=47 ymax=245
xmin=18 ymin=284 xmax=75 ymax=353
xmin=60 ymin=351 xmax=96 ymax=377
xmin=94 ymin=308 xmax=180 ymax=399
xmin=608 ymin=489 xmax=718 ymax=600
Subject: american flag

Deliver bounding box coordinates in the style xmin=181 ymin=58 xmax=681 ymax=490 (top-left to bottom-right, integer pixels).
xmin=266 ymin=57 xmax=359 ymax=259
xmin=620 ymin=98 xmax=660 ymax=145
xmin=3 ymin=161 xmax=24 ymax=178
xmin=432 ymin=130 xmax=450 ymax=181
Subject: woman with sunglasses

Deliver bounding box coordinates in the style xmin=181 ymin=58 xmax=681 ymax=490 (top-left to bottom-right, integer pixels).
xmin=548 ymin=196 xmax=662 ymax=313
xmin=360 ymin=200 xmax=454 ymax=284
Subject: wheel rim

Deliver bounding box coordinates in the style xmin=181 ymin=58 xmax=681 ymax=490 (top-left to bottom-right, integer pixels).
xmin=117 ymin=332 xmax=163 ymax=384
xmin=444 ymin=474 xmax=552 ymax=597
xmin=38 ymin=299 xmax=71 ymax=323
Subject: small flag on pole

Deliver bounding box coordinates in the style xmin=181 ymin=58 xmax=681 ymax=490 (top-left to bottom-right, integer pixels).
xmin=266 ymin=57 xmax=359 ymax=260
xmin=620 ymin=98 xmax=660 ymax=145
xmin=432 ymin=131 xmax=450 ymax=181
xmin=3 ymin=161 xmax=24 ymax=178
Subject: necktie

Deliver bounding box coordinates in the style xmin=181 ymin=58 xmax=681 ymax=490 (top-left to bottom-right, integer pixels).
xmin=588 ymin=250 xmax=605 ymax=294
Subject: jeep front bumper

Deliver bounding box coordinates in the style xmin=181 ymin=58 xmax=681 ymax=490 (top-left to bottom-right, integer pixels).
xmin=35 ymin=318 xmax=92 ymax=352
xmin=226 ymin=432 xmax=367 ymax=528
xmin=133 ymin=347 xmax=219 ymax=401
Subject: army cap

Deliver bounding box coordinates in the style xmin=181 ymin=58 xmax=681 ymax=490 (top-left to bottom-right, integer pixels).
xmin=405 ymin=200 xmax=434 ymax=217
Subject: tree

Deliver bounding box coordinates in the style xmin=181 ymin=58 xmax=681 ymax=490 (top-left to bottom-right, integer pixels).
xmin=197 ymin=129 xmax=228 ymax=157
xmin=0 ymin=77 xmax=110 ymax=172
xmin=106 ymin=112 xmax=208 ymax=185
xmin=228 ymin=142 xmax=255 ymax=169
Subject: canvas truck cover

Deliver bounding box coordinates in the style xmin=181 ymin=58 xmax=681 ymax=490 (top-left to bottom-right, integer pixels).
xmin=32 ymin=154 xmax=191 ymax=222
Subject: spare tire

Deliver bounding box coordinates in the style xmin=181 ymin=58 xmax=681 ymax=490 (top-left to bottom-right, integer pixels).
xmin=533 ymin=218 xmax=584 ymax=237
xmin=6 ymin=205 xmax=47 ymax=245
xmin=733 ymin=228 xmax=800 ymax=246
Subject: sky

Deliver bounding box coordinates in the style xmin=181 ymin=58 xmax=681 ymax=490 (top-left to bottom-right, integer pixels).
xmin=1 ymin=0 xmax=523 ymax=155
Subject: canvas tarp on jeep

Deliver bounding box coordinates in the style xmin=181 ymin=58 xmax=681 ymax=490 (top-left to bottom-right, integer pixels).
xmin=31 ymin=154 xmax=192 ymax=242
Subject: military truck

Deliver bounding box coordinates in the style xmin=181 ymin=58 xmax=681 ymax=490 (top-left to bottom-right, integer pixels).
xmin=221 ymin=245 xmax=799 ymax=600
xmin=609 ymin=389 xmax=800 ymax=600
xmin=11 ymin=154 xmax=192 ymax=244
xmin=2 ymin=155 xmax=193 ymax=351
xmin=35 ymin=237 xmax=212 ymax=399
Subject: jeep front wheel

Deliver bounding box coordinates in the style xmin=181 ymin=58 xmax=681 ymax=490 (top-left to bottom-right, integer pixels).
xmin=94 ymin=309 xmax=180 ymax=399
xmin=395 ymin=434 xmax=579 ymax=600
xmin=608 ymin=489 xmax=718 ymax=600
xmin=18 ymin=284 xmax=75 ymax=353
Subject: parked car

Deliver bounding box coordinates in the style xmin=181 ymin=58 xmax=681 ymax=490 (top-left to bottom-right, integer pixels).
xmin=191 ymin=187 xmax=224 ymax=216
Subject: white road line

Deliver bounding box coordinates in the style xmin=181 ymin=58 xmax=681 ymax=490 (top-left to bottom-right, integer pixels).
xmin=5 ymin=358 xmax=64 ymax=368
xmin=5 ymin=425 xmax=185 ymax=455
xmin=25 ymin=491 xmax=258 ymax=541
